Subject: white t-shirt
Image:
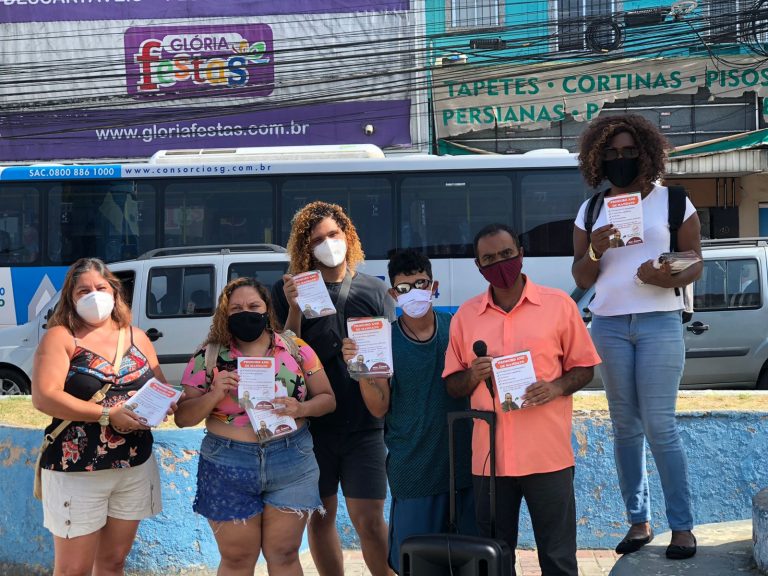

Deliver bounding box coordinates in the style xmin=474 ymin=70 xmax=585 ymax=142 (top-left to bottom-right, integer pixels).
xmin=574 ymin=184 xmax=697 ymax=317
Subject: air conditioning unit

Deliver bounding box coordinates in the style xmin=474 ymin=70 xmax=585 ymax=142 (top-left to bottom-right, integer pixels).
xmin=435 ymin=54 xmax=468 ymax=67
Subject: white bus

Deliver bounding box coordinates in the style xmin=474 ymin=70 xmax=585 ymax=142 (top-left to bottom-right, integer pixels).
xmin=0 ymin=145 xmax=595 ymax=326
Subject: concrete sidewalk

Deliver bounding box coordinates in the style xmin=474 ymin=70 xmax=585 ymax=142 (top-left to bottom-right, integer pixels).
xmin=610 ymin=519 xmax=757 ymax=575
xmin=253 ymin=548 xmax=619 ymax=575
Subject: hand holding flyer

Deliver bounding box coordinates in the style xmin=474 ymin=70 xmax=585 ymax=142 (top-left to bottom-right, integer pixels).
xmin=237 ymin=357 xmax=297 ymax=440
xmin=123 ymin=378 xmax=182 ymax=427
xmin=604 ymin=192 xmax=644 ymax=247
xmin=293 ymin=270 xmax=336 ymax=319
xmin=346 ymin=317 xmax=393 ymax=380
xmin=491 ymin=351 xmax=537 ymax=412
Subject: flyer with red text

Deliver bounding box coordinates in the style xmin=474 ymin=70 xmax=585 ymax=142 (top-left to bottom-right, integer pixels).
xmin=124 ymin=377 xmax=182 ymax=427
xmin=491 ymin=352 xmax=537 ymax=412
xmin=237 ymin=357 xmax=296 ymax=439
xmin=293 ymin=270 xmax=336 ymax=318
xmin=604 ymin=192 xmax=644 ymax=246
xmin=346 ymin=317 xmax=393 ymax=379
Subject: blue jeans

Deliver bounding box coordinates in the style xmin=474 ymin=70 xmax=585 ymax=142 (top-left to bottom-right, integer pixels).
xmin=591 ymin=311 xmax=693 ymax=531
xmin=194 ymin=425 xmax=322 ymax=522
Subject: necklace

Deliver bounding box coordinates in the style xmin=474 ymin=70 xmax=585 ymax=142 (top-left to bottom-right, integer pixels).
xmin=399 ymin=314 xmax=435 ymax=343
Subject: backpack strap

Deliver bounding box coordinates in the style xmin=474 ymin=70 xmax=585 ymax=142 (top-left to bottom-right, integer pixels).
xmin=667 ymin=185 xmax=688 ymax=253
xmin=204 ymin=343 xmax=221 ymax=383
xmin=277 ymin=330 xmax=304 ymax=366
xmin=667 ymin=185 xmax=689 ymax=297
xmin=584 ymin=188 xmax=609 ymax=237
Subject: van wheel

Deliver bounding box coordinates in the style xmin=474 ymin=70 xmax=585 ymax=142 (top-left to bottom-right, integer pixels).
xmin=0 ymin=369 xmax=30 ymax=395
xmin=758 ymin=371 xmax=768 ymax=390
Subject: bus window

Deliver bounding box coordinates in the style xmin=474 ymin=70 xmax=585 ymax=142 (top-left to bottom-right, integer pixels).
xmin=400 ymin=173 xmax=513 ymax=258
xmin=280 ymin=177 xmax=392 ymax=259
xmin=48 ymin=182 xmax=155 ymax=264
xmin=164 ymin=179 xmax=273 ymax=248
xmin=518 ymin=170 xmax=594 ymax=257
xmin=0 ymin=185 xmax=40 ymax=264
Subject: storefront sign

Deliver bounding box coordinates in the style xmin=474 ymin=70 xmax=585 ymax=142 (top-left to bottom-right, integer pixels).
xmin=433 ymin=57 xmax=768 ymax=137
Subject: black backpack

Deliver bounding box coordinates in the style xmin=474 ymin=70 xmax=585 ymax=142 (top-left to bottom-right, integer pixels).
xmin=584 ymin=185 xmax=693 ymax=323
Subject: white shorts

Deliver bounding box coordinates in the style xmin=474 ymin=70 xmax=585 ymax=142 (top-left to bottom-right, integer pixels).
xmin=42 ymin=456 xmax=162 ymax=539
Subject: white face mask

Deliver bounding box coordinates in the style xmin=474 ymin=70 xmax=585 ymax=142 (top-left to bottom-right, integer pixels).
xmin=397 ymin=288 xmax=433 ymax=319
xmin=313 ymin=238 xmax=347 ymax=268
xmin=75 ymin=291 xmax=115 ymax=324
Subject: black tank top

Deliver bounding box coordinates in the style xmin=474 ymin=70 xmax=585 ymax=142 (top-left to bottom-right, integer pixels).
xmin=41 ymin=328 xmax=156 ymax=472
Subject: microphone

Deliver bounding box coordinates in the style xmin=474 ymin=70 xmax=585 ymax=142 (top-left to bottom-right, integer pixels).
xmin=472 ymin=340 xmax=495 ymax=400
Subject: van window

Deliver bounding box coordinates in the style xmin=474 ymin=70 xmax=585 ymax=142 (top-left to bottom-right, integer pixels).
xmin=694 ymin=258 xmax=761 ymax=311
xmin=147 ymin=266 xmax=215 ymax=317
xmin=113 ymin=270 xmax=136 ymax=308
xmin=228 ymin=262 xmax=289 ymax=291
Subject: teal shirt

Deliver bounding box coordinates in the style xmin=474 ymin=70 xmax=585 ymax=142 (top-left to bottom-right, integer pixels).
xmin=385 ymin=310 xmax=473 ymax=499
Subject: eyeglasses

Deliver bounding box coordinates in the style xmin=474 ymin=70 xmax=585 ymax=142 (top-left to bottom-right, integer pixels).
xmin=393 ymin=279 xmax=432 ymax=294
xmin=601 ymin=146 xmax=640 ymax=161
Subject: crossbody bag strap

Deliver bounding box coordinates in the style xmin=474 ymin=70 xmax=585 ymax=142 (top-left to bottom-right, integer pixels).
xmin=40 ymin=328 xmax=126 ymax=450
xmin=333 ymin=270 xmax=353 ymax=339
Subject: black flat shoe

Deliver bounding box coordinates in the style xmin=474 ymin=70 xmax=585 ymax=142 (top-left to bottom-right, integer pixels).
xmin=666 ymin=534 xmax=697 ymax=560
xmin=615 ymin=529 xmax=654 ymax=555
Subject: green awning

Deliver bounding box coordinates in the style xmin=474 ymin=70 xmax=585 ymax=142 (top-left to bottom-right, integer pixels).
xmin=670 ymin=129 xmax=768 ymax=158
xmin=437 ymin=139 xmax=499 ymax=155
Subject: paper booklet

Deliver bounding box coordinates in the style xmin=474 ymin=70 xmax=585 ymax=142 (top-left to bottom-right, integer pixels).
xmin=604 ymin=192 xmax=644 ymax=247
xmin=635 ymin=250 xmax=702 ymax=285
xmin=124 ymin=378 xmax=182 ymax=427
xmin=346 ymin=317 xmax=393 ymax=380
xmin=237 ymin=357 xmax=297 ymax=440
xmin=293 ymin=270 xmax=336 ymax=319
xmin=658 ymin=250 xmax=702 ymax=273
xmin=491 ymin=351 xmax=537 ymax=412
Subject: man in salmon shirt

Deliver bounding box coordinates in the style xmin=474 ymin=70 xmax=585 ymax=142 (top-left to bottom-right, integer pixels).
xmin=443 ymin=223 xmax=601 ymax=576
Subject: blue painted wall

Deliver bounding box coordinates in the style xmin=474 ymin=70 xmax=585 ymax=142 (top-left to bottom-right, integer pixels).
xmin=1 ymin=412 xmax=766 ymax=573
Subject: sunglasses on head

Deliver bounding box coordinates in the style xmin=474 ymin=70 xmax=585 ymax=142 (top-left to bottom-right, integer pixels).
xmin=393 ymin=279 xmax=432 ymax=295
xmin=601 ymin=146 xmax=640 ymax=161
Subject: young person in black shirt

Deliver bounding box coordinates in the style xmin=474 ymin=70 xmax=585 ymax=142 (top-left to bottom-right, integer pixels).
xmin=272 ymin=201 xmax=395 ymax=576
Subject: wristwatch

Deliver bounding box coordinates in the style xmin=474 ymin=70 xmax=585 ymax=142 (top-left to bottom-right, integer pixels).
xmin=98 ymin=405 xmax=110 ymax=427
xmin=588 ymin=243 xmax=602 ymax=262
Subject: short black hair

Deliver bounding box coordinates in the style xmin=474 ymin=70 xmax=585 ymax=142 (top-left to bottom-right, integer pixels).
xmin=473 ymin=223 xmax=520 ymax=256
xmin=387 ymin=249 xmax=432 ymax=285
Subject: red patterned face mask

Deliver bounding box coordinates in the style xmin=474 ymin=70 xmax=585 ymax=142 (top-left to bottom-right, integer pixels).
xmin=479 ymin=255 xmax=523 ymax=289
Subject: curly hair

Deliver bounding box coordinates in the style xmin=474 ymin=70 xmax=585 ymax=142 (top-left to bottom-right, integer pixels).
xmin=49 ymin=257 xmax=132 ymax=333
xmin=578 ymin=114 xmax=669 ymax=189
xmin=286 ymin=201 xmax=365 ymax=275
xmin=205 ymin=277 xmax=278 ymax=346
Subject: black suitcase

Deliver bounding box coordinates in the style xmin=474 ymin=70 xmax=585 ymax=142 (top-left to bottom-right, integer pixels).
xmin=400 ymin=409 xmax=514 ymax=576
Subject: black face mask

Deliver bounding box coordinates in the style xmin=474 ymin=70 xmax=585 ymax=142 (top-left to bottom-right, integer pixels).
xmin=603 ymin=158 xmax=639 ymax=188
xmin=228 ymin=311 xmax=268 ymax=342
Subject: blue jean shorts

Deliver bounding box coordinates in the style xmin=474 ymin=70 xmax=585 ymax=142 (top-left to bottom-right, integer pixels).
xmin=194 ymin=425 xmax=322 ymax=522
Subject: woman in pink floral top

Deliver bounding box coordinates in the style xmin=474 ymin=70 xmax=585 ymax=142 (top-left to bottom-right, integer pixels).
xmin=176 ymin=277 xmax=335 ymax=575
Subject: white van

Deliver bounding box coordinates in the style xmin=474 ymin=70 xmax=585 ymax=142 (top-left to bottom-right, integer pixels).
xmin=0 ymin=245 xmax=289 ymax=394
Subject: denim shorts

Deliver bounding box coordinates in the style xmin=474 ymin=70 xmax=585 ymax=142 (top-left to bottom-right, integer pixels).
xmin=194 ymin=425 xmax=322 ymax=522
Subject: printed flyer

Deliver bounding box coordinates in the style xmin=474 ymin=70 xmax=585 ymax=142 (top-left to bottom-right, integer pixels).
xmin=346 ymin=317 xmax=393 ymax=379
xmin=604 ymin=192 xmax=644 ymax=246
xmin=237 ymin=357 xmax=297 ymax=439
xmin=491 ymin=351 xmax=538 ymax=412
xmin=293 ymin=270 xmax=336 ymax=319
xmin=124 ymin=378 xmax=182 ymax=427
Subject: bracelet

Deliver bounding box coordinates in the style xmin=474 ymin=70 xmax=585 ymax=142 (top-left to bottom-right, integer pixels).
xmin=588 ymin=243 xmax=602 ymax=262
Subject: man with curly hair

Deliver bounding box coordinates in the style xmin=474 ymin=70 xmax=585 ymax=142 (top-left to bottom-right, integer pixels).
xmin=572 ymin=114 xmax=701 ymax=560
xmin=272 ymin=201 xmax=395 ymax=576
